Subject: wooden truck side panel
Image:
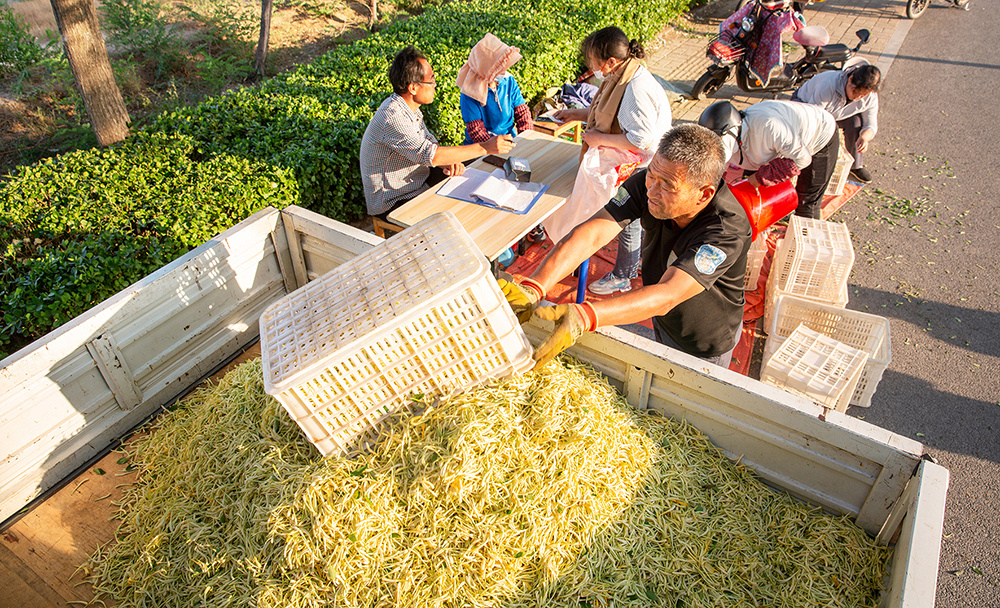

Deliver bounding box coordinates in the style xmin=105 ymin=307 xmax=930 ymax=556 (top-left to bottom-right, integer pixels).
xmin=882 ymin=459 xmax=950 ymax=608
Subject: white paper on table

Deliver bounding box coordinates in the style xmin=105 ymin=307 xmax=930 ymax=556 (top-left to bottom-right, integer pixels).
xmin=437 ymin=168 xmax=546 ymax=213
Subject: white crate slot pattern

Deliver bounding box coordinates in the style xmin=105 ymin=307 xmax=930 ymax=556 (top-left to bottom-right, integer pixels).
xmin=765 ymin=295 xmax=890 ymax=407
xmin=761 ymin=324 xmax=869 ymax=413
xmin=764 ymin=271 xmax=849 ymax=332
xmin=260 ymin=212 xmax=534 ymax=456
xmin=764 ymin=216 xmax=854 ymax=327
xmin=825 ymin=144 xmax=854 ymax=197
xmin=743 ymin=234 xmax=768 ymax=292
xmin=770 ymin=215 xmax=854 ymax=301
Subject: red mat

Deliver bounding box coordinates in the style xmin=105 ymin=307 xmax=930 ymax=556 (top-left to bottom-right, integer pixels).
xmin=505 ymin=181 xmax=864 ymax=376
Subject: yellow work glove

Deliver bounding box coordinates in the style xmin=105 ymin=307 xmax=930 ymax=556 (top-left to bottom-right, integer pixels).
xmin=532 ymin=302 xmax=599 ymax=370
xmin=497 ymin=277 xmax=545 ymax=324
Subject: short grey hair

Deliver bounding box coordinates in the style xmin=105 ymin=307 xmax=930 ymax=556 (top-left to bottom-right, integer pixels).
xmin=656 ymin=124 xmax=727 ymax=189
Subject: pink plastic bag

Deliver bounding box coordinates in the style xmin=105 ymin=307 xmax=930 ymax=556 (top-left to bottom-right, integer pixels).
xmin=543 ymin=146 xmax=643 ymax=245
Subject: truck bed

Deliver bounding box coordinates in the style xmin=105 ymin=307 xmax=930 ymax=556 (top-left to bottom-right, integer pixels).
xmin=0 ymin=206 xmax=948 ymax=608
xmin=1 ymin=344 xmax=262 ymax=608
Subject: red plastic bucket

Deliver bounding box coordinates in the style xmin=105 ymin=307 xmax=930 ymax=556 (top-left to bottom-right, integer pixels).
xmin=727 ymin=179 xmax=798 ymax=240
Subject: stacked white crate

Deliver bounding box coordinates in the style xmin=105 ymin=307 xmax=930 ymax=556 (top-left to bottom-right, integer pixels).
xmin=258 ymin=212 xmax=534 ymax=457
xmin=825 ymin=144 xmax=855 ymax=197
xmin=761 ymin=324 xmax=869 ymax=413
xmin=764 ymin=215 xmax=854 ymax=329
xmin=743 ymin=234 xmax=768 ymax=292
xmin=765 ymin=295 xmax=891 ymax=408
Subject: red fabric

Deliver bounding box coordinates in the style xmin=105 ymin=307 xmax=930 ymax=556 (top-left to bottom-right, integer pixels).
xmin=466 ymin=119 xmax=490 ymax=143
xmin=743 ymin=227 xmax=784 ymax=322
xmin=756 ymin=157 xmax=800 ymax=186
xmin=513 ymin=103 xmax=533 ymax=133
xmin=719 ymin=3 xmax=804 ymax=86
xmin=728 ymin=321 xmax=758 ymax=375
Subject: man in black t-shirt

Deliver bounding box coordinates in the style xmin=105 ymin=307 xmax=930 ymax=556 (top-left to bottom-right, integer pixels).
xmin=499 ymin=124 xmax=752 ymax=369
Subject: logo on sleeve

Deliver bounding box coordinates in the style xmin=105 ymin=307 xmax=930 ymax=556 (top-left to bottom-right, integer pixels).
xmin=611 ymin=187 xmax=630 ymax=206
xmin=694 ymin=244 xmax=727 ymax=274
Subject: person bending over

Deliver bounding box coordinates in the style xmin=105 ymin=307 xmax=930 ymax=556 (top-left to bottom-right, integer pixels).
xmin=793 ymin=63 xmax=881 ymax=184
xmin=700 ymin=99 xmax=836 ymax=220
xmin=501 ymin=124 xmax=751 ymax=369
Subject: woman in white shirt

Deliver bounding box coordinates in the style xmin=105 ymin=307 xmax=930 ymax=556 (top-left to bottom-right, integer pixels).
xmin=553 ymin=27 xmax=672 ymax=295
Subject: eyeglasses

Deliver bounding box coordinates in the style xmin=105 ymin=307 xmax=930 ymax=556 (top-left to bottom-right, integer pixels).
xmin=418 ymin=80 xmax=437 ymax=87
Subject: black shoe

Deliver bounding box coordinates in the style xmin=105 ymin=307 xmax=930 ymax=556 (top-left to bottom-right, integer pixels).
xmin=850 ymin=167 xmax=872 ymax=184
xmin=526 ymin=225 xmax=546 ymax=243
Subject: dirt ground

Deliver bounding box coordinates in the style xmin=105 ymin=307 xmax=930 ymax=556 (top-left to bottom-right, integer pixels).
xmin=0 ymin=0 xmax=390 ymax=174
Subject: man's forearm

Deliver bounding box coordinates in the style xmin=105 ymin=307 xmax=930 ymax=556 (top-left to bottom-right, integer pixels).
xmin=589 ymin=267 xmax=704 ymax=327
xmin=530 ymin=214 xmax=622 ymax=294
xmin=431 ymin=143 xmax=487 ymax=166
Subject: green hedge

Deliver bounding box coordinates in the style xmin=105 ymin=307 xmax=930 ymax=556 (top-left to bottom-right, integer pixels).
xmin=1 ymin=0 xmax=690 ymax=357
xmin=0 ymin=133 xmax=298 ymax=355
xmin=148 ymin=0 xmax=690 ymax=220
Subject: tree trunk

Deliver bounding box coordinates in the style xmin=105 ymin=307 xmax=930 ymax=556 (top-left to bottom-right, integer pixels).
xmin=253 ymin=0 xmax=273 ymax=77
xmin=49 ymin=0 xmax=130 ymax=147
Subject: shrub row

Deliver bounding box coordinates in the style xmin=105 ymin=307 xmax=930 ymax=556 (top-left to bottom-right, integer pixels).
xmin=0 ymin=3 xmax=47 ymax=77
xmin=0 ymin=133 xmax=298 ymax=355
xmin=148 ymin=0 xmax=690 ymax=220
xmin=1 ymin=0 xmax=690 ymax=357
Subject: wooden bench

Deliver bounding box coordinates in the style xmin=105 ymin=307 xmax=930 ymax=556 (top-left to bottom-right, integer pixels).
xmin=372 ymin=216 xmax=404 ymax=239
xmin=532 ymin=119 xmax=583 ymax=143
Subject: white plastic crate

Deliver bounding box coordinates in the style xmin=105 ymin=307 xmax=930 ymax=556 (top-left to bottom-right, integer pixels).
xmin=743 ymin=234 xmax=768 ymax=292
xmin=764 ymin=295 xmax=890 ymax=408
xmin=825 ymin=145 xmax=854 ymax=197
xmin=768 ymin=216 xmax=854 ymax=303
xmin=259 ymin=212 xmax=534 ymax=457
xmin=764 ymin=261 xmax=848 ymax=330
xmin=761 ymin=324 xmax=869 ymax=413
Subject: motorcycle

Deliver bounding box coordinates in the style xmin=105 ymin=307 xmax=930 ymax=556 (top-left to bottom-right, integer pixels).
xmin=736 ymin=0 xmax=828 ymax=14
xmin=691 ymin=0 xmax=870 ymax=100
xmin=906 ymin=0 xmax=970 ymax=19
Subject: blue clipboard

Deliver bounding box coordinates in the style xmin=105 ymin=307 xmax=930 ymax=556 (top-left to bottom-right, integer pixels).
xmin=436 ymin=168 xmax=549 ymax=215
xmin=441 ymin=184 xmax=549 ymax=215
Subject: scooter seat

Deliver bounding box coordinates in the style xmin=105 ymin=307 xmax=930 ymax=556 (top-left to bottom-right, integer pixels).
xmin=793 ymin=25 xmax=830 ymax=47
xmin=814 ymin=44 xmax=850 ymax=62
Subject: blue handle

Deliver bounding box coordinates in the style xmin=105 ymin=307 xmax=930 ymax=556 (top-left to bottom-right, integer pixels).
xmin=576 ymin=258 xmax=590 ymax=304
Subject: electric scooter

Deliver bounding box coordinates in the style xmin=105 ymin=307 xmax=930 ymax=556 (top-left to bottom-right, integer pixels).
xmin=691 ymin=2 xmax=871 ymax=101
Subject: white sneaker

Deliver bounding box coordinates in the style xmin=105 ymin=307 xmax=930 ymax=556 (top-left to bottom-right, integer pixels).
xmin=588 ymin=273 xmax=632 ymax=295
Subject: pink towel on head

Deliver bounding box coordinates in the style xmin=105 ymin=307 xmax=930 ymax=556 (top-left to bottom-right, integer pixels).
xmin=455 ymin=34 xmax=522 ymax=106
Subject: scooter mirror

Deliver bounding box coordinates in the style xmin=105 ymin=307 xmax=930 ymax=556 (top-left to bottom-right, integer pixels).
xmin=856 ymin=29 xmax=871 ymax=44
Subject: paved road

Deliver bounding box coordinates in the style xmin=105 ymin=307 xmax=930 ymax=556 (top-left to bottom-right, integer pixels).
xmin=838 ymin=2 xmax=1000 ymax=606
xmin=643 ymin=0 xmax=999 ymax=604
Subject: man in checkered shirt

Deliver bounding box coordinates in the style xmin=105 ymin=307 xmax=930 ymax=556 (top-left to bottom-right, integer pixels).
xmin=360 ymin=46 xmax=515 ymax=218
